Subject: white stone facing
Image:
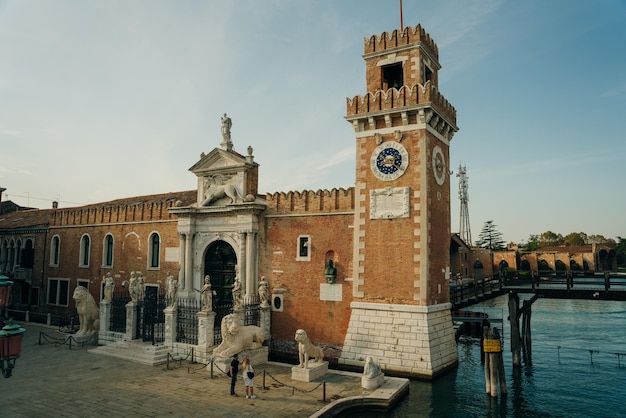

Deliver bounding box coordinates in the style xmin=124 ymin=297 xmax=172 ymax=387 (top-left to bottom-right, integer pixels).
xmin=339 ymin=301 xmax=457 ymax=378
xmin=319 ymin=283 xmax=342 ymax=301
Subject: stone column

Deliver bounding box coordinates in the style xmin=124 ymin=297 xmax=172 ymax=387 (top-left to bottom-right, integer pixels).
xmin=164 ymin=306 xmax=176 ymax=348
xmin=196 ymin=310 xmax=216 ymax=365
xmin=178 ymin=233 xmax=186 ymax=289
xmin=245 ymin=232 xmax=257 ymax=301
xmin=125 ymin=301 xmax=139 ymax=341
xmin=184 ymin=233 xmax=194 ymax=293
xmin=238 ymin=231 xmax=247 ymax=292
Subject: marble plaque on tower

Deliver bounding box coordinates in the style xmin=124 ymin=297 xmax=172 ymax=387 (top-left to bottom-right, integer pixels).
xmin=369 ymin=187 xmax=410 ymax=220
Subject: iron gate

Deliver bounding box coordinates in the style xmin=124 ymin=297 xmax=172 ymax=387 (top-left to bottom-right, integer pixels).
xmin=138 ymin=286 xmax=166 ymax=344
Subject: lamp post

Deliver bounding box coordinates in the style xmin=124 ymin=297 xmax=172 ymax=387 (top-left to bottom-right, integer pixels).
xmin=0 ymin=275 xmax=26 ymax=378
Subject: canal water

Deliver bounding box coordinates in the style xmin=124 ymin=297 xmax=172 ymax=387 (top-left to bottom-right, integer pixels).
xmin=352 ymin=295 xmax=626 ymax=417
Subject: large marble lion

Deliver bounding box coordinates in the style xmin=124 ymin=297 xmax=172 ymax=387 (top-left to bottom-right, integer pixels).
xmin=73 ymin=286 xmax=100 ymax=336
xmin=295 ymin=329 xmax=324 ymax=368
xmin=213 ymin=313 xmax=265 ymax=358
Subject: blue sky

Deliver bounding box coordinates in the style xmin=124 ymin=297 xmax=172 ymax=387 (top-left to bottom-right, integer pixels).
xmin=1 ymin=0 xmax=624 ymax=244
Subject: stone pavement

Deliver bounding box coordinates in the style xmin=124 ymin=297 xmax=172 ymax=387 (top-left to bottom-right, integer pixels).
xmin=1 ymin=323 xmax=407 ymax=418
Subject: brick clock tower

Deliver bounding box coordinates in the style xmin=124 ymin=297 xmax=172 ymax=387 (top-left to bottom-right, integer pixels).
xmin=339 ymin=24 xmax=459 ymax=379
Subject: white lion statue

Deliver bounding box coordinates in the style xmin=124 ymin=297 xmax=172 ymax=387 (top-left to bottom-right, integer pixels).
xmin=213 ymin=314 xmax=265 ymax=358
xmin=73 ymin=286 xmax=100 ymax=336
xmin=295 ymin=329 xmax=324 ymax=368
xmin=201 ymin=175 xmax=243 ymax=206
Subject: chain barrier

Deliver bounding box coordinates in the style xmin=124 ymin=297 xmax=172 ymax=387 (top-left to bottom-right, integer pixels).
xmin=166 ymin=357 xmax=326 ymax=397
xmin=37 ymin=331 xmax=98 ymax=350
xmin=165 ymin=350 xmax=195 ymax=370
xmin=264 ymin=370 xmax=325 ymax=395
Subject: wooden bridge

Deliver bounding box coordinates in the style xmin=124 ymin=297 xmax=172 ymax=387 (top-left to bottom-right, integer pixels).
xmin=451 ymin=271 xmax=626 ymax=369
xmin=450 ymin=272 xmax=626 ymax=310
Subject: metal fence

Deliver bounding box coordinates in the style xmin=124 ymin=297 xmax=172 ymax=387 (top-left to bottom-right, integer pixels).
xmin=244 ymin=303 xmax=261 ymax=327
xmin=176 ymin=298 xmax=199 ymax=345
xmin=213 ymin=300 xmax=234 ymax=346
xmin=110 ymin=290 xmax=130 ymax=333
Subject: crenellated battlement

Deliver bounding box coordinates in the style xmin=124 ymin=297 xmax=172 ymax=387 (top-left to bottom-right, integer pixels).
xmin=364 ymin=24 xmax=438 ymax=59
xmin=265 ymin=187 xmax=355 ymax=215
xmin=50 ymin=191 xmax=196 ymax=226
xmin=346 ymin=82 xmax=456 ymax=126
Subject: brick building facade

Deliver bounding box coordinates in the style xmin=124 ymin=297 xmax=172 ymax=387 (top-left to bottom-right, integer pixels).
xmin=1 ymin=23 xmax=464 ymax=379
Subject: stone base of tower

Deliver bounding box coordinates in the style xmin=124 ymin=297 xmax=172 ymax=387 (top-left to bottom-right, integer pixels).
xmin=339 ymin=301 xmax=458 ymax=380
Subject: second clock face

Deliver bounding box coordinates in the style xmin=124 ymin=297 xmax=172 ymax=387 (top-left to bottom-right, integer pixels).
xmin=370 ymin=141 xmax=409 ymax=181
xmin=432 ymin=145 xmax=446 ymax=186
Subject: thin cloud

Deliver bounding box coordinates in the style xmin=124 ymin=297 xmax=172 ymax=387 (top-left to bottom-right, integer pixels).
xmin=602 ymin=84 xmax=626 ymax=98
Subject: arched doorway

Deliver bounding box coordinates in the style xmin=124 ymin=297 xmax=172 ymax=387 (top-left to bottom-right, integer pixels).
xmin=473 ymin=260 xmax=484 ymax=281
xmin=204 ymin=240 xmax=237 ymax=304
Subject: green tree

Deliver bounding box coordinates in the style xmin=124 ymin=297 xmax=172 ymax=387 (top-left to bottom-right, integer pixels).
xmin=587 ymin=234 xmax=611 ymax=244
xmin=564 ymin=232 xmax=587 ymax=246
xmin=539 ymin=231 xmax=563 ymax=247
xmin=523 ymin=234 xmax=540 ymax=251
xmin=475 ymin=220 xmax=506 ymax=250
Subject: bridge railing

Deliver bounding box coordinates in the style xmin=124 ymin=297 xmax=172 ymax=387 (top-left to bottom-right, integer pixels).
xmin=503 ymin=272 xmax=626 ymax=292
xmin=450 ymin=276 xmax=504 ymax=308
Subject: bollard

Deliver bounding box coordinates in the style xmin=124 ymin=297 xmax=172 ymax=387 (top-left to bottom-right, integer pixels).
xmin=263 ymin=370 xmax=266 ymax=390
xmin=323 ymin=381 xmax=326 ymax=402
xmin=210 ymin=360 xmax=214 ymax=379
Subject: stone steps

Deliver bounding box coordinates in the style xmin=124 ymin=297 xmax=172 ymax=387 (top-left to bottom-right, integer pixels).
xmin=89 ymin=340 xmax=170 ymax=366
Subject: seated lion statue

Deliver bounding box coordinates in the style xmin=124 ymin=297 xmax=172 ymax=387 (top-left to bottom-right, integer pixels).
xmin=73 ymin=286 xmax=100 ymax=336
xmin=213 ymin=313 xmax=265 ymax=358
xmin=295 ymin=329 xmax=324 ymax=368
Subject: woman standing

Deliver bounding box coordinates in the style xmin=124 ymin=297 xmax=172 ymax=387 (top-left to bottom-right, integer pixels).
xmin=241 ymin=357 xmax=256 ymax=399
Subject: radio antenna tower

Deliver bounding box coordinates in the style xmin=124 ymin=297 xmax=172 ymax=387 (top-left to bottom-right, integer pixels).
xmin=457 ymin=164 xmax=472 ymax=245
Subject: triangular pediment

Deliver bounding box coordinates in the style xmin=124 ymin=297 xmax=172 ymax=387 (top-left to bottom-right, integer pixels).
xmin=189 ymin=148 xmax=248 ymax=177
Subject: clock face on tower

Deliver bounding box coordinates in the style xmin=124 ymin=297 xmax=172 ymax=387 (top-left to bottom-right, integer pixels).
xmin=370 ymin=141 xmax=409 ymax=181
xmin=432 ymin=145 xmax=446 ymax=186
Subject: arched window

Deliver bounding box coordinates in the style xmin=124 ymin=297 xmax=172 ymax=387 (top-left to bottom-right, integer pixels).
xmin=149 ymin=232 xmax=160 ymax=268
xmin=50 ymin=236 xmax=60 ymax=266
xmin=103 ymin=234 xmax=114 ymax=267
xmin=79 ymin=234 xmax=90 ymax=267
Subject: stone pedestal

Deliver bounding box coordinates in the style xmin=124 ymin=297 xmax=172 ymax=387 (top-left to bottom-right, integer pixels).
xmin=260 ymin=306 xmax=271 ymax=342
xmin=163 ymin=307 xmax=176 ymax=347
xmin=125 ymin=301 xmax=139 ymax=341
xmin=99 ymin=301 xmax=111 ymax=334
xmin=361 ymin=373 xmax=385 ymax=389
xmin=195 ymin=310 xmax=216 ymax=364
xmin=291 ymin=361 xmax=329 ymax=382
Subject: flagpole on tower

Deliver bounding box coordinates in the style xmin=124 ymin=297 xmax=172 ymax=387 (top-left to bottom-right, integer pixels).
xmin=400 ymin=0 xmax=404 ymax=31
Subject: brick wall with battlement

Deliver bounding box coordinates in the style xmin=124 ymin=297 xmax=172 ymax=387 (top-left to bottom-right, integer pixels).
xmin=265 ymin=187 xmax=355 ymax=215
xmin=45 ymin=190 xmax=196 ymax=305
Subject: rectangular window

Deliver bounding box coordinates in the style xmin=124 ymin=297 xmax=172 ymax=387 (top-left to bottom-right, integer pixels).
xmin=78 ymin=279 xmax=89 ymax=289
xmin=296 ymin=235 xmax=311 ymax=261
xmin=47 ymin=278 xmax=70 ymax=306
xmin=21 ymin=247 xmax=34 ymax=268
xmin=30 ymin=287 xmax=40 ymax=306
